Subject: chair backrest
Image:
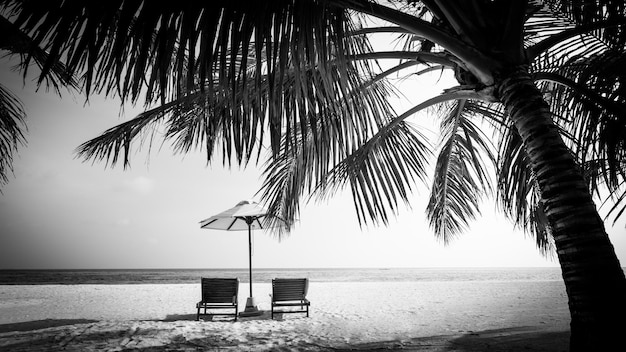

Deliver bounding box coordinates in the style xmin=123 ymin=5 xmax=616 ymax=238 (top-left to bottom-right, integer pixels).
xmin=272 ymin=278 xmax=309 ymax=301
xmin=201 ymin=278 xmax=239 ymax=303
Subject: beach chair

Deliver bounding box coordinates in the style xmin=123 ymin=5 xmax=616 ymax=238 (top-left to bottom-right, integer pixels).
xmin=196 ymin=278 xmax=239 ymax=321
xmin=270 ymin=278 xmax=310 ymax=319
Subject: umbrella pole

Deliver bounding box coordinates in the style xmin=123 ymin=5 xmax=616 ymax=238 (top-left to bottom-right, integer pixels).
xmin=248 ymin=224 xmax=253 ymax=297
xmin=239 ymin=218 xmax=262 ymax=317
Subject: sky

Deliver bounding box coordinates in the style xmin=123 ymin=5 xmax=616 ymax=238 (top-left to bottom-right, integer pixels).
xmin=0 ymin=56 xmax=624 ymax=270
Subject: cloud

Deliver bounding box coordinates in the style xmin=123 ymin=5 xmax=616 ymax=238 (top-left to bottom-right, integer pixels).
xmin=115 ymin=218 xmax=131 ymax=226
xmin=126 ymin=176 xmax=156 ymax=195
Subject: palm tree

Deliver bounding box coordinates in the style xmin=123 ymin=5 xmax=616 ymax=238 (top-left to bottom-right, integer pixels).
xmin=1 ymin=1 xmax=624 ymax=350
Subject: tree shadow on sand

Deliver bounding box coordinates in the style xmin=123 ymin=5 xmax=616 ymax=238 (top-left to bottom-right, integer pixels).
xmin=333 ymin=327 xmax=569 ymax=352
xmin=0 ymin=319 xmax=98 ymax=333
xmin=161 ymin=313 xmax=197 ymax=322
xmin=447 ymin=327 xmax=569 ymax=352
xmin=162 ymin=309 xmax=276 ymax=322
xmin=160 ymin=313 xmax=242 ymax=322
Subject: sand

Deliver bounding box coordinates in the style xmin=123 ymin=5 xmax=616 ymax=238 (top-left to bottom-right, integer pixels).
xmin=0 ymin=280 xmax=570 ymax=351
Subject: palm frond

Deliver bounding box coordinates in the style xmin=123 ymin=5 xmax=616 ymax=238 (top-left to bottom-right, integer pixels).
xmin=544 ymin=0 xmax=626 ymax=48
xmin=320 ymin=118 xmax=431 ymax=227
xmin=75 ymin=103 xmax=172 ymax=169
xmin=259 ymin=112 xmax=431 ymax=233
xmin=0 ymin=14 xmax=77 ymax=92
xmin=583 ymin=158 xmax=626 ymax=225
xmin=533 ymin=50 xmax=626 ymax=191
xmin=444 ymin=98 xmax=551 ymax=249
xmin=257 ymin=131 xmax=315 ymax=239
xmin=495 ymin=122 xmax=555 ymax=255
xmin=1 ymin=1 xmax=359 ymax=108
xmin=527 ymin=4 xmax=626 ymax=227
xmin=426 ymin=99 xmax=496 ymax=243
xmin=0 ymin=83 xmax=26 ymax=187
xmin=256 ymin=72 xmax=429 ymax=232
xmin=77 ymin=46 xmax=397 ymax=169
xmin=54 ymin=0 xmax=401 ymax=169
xmin=313 ymin=90 xmax=491 ymax=228
xmin=525 ymin=8 xmax=621 ymax=60
xmin=604 ymin=182 xmax=626 ymax=224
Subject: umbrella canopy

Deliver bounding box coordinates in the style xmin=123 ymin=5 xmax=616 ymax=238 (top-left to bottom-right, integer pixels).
xmin=199 ymin=200 xmax=270 ymax=231
xmin=199 ymin=200 xmax=278 ymax=300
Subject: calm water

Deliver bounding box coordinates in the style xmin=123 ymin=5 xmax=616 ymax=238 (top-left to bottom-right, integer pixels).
xmin=0 ymin=267 xmax=563 ymax=285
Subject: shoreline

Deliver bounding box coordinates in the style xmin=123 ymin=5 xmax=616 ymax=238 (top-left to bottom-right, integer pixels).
xmin=0 ymin=281 xmax=570 ymax=351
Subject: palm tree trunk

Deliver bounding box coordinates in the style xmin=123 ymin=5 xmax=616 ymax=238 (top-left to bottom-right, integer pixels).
xmin=496 ymin=66 xmax=626 ymax=351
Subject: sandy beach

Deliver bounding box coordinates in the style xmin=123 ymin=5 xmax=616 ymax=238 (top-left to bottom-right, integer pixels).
xmin=0 ymin=280 xmax=570 ymax=351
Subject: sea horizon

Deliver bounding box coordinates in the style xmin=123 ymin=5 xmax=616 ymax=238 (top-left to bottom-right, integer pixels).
xmin=0 ymin=265 xmax=562 ymax=270
xmin=0 ymin=267 xmax=567 ymax=285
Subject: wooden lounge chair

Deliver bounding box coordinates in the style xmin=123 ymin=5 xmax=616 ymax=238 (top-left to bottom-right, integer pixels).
xmin=270 ymin=278 xmax=310 ymax=319
xmin=196 ymin=278 xmax=239 ymax=321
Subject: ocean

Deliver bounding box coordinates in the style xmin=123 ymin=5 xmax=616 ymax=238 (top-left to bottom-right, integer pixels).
xmin=0 ymin=267 xmax=563 ymax=285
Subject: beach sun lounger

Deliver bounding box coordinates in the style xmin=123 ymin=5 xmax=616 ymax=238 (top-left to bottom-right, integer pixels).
xmin=270 ymin=278 xmax=310 ymax=319
xmin=196 ymin=278 xmax=239 ymax=321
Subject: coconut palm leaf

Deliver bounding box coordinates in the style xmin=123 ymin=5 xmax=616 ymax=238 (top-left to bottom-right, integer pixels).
xmin=441 ymin=95 xmax=556 ymax=253
xmin=543 ymin=0 xmax=626 ymax=48
xmin=0 ymin=14 xmax=77 ymax=92
xmin=496 ymin=121 xmax=554 ymax=255
xmin=77 ymin=46 xmax=397 ymax=170
xmin=583 ymin=157 xmax=626 ymax=225
xmin=8 ymin=0 xmax=360 ymax=163
xmin=0 ymin=13 xmax=78 ymax=189
xmin=0 ymin=83 xmax=25 ymax=187
xmin=323 ymin=118 xmax=431 ymax=227
xmin=559 ymin=53 xmax=625 ymax=186
xmin=524 ymin=4 xmax=626 ymax=235
xmin=604 ymin=181 xmax=626 ymax=224
xmin=259 ymin=105 xmax=431 ymax=234
xmin=426 ymin=99 xmax=496 ymax=243
xmin=314 ymin=90 xmax=491 ymax=229
xmin=256 ymin=71 xmax=423 ymax=232
xmin=258 ymin=87 xmax=487 ymax=235
xmin=76 ymin=100 xmax=179 ymax=169
xmin=1 ymin=1 xmax=358 ymax=103
xmin=531 ymin=41 xmax=626 ymax=222
xmin=60 ymin=0 xmax=398 ymax=167
xmin=257 ymin=132 xmax=311 ymax=238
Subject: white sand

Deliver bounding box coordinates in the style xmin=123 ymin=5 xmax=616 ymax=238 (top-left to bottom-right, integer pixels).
xmin=0 ymin=280 xmax=570 ymax=351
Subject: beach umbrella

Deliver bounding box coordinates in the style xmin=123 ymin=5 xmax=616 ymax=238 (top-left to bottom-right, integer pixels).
xmin=199 ymin=200 xmax=281 ymax=316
